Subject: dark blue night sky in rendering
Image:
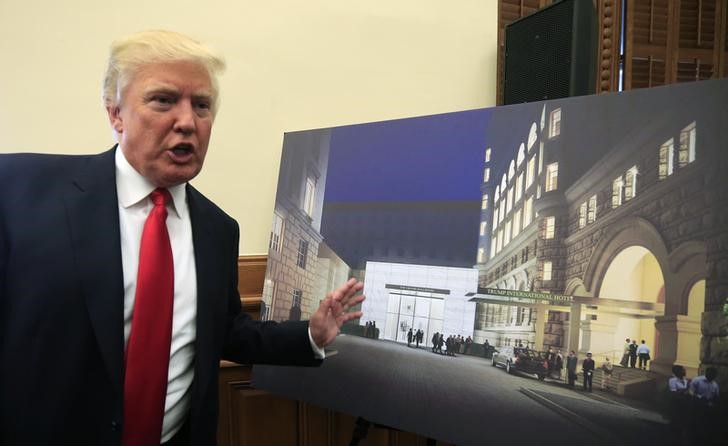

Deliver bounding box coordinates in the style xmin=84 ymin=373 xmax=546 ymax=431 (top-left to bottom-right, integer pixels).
xmin=318 ymin=106 xmax=518 ymax=269
xmin=324 ymin=108 xmax=498 ymax=203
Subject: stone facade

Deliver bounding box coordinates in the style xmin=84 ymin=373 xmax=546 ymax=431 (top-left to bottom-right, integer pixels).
xmin=700 ymin=94 xmax=728 ymax=386
xmin=263 ymin=128 xmax=354 ymax=322
xmin=475 ymin=80 xmax=728 ymax=386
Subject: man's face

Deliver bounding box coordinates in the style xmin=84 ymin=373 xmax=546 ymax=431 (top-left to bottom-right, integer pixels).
xmin=107 ymin=61 xmax=215 ymax=188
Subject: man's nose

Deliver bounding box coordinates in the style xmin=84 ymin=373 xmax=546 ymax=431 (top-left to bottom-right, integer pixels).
xmin=173 ymin=101 xmax=197 ymax=134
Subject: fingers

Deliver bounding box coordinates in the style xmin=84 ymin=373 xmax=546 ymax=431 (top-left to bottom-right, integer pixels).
xmin=321 ymin=279 xmax=366 ymax=327
xmin=332 ymin=278 xmax=360 ymax=299
xmin=332 ymin=294 xmax=366 ymax=316
xmin=331 ymin=278 xmax=364 ymax=307
xmin=340 ymin=311 xmax=363 ymax=324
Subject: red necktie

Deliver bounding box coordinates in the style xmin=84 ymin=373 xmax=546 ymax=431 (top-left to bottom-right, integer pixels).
xmin=123 ymin=188 xmax=174 ymax=446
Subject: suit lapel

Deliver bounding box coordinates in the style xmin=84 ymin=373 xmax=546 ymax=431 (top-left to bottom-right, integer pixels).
xmin=187 ymin=185 xmax=219 ymax=405
xmin=64 ymin=148 xmax=125 ymax=396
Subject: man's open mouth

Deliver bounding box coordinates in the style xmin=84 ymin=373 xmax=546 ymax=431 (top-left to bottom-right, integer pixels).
xmin=171 ymin=143 xmax=194 ymax=155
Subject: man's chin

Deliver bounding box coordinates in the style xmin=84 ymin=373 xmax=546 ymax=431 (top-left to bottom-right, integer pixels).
xmin=156 ymin=167 xmax=201 ymax=188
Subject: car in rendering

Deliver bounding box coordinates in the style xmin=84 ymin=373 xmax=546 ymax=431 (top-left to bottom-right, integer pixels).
xmin=491 ymin=346 xmax=549 ymax=380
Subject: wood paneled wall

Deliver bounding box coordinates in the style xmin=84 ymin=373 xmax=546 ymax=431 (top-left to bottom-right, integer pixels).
xmin=496 ymin=0 xmax=728 ymax=102
xmin=218 ymin=255 xmax=450 ymax=446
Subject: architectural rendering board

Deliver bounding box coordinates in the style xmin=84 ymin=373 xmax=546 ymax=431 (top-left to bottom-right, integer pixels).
xmin=253 ymin=79 xmax=728 ymax=445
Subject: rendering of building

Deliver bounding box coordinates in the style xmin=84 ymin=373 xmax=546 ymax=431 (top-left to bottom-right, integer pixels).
xmin=473 ymin=81 xmax=728 ymax=377
xmin=263 ymin=80 xmax=728 ymax=385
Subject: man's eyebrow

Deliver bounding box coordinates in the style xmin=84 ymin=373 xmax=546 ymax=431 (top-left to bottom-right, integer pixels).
xmin=143 ymin=85 xmax=180 ymax=97
xmin=143 ymin=85 xmax=212 ymax=100
xmin=191 ymin=92 xmax=214 ymax=101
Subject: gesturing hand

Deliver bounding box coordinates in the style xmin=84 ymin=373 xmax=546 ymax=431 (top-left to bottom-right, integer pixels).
xmin=309 ymin=278 xmax=365 ymax=348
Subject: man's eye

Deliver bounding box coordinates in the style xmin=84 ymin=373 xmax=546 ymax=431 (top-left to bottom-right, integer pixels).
xmin=148 ymin=95 xmax=175 ymax=106
xmin=196 ymin=101 xmax=211 ymax=110
xmin=154 ymin=96 xmax=174 ymax=104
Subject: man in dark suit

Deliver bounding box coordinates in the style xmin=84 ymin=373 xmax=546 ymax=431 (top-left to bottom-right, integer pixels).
xmin=582 ymin=352 xmax=595 ymax=392
xmin=0 ymin=30 xmax=364 ymax=445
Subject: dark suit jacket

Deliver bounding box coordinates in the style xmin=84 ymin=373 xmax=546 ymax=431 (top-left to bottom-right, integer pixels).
xmin=0 ymin=148 xmax=319 ymax=445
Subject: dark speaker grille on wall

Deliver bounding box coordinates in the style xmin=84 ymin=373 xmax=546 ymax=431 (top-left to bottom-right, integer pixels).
xmin=504 ymin=0 xmax=597 ymax=105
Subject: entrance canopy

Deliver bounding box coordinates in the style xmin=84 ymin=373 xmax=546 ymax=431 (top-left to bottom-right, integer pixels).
xmin=467 ymin=287 xmax=664 ymax=317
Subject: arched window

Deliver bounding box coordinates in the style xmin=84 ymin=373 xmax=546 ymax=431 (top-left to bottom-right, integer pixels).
xmin=527 ymin=122 xmax=538 ymax=151
xmin=517 ymin=143 xmax=526 ymax=166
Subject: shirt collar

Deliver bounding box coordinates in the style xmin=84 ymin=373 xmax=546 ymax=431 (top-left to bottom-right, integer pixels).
xmin=115 ymin=146 xmax=186 ymax=219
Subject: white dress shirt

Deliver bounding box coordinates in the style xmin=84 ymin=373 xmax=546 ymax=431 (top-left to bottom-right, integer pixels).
xmin=115 ymin=148 xmax=196 ymax=442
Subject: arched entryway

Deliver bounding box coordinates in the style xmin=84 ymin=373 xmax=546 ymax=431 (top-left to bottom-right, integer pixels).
xmin=591 ymin=246 xmax=665 ymax=361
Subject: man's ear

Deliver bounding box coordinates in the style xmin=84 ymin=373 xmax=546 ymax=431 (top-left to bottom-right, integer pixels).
xmin=106 ymin=105 xmax=123 ymax=134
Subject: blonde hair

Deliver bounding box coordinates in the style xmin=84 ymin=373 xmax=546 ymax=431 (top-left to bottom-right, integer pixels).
xmin=102 ymin=30 xmax=226 ymax=113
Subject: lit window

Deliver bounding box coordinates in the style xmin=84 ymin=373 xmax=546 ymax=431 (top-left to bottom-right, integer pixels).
xmin=515 ymin=173 xmax=524 ymax=203
xmin=494 ymin=185 xmax=500 ymax=202
xmin=296 ymin=239 xmax=308 ymax=269
xmin=578 ymin=202 xmax=587 ymax=228
xmin=517 ymin=143 xmax=526 ymax=167
xmin=269 ymin=213 xmax=285 ymax=253
xmin=659 ymin=138 xmax=675 ymax=179
xmin=490 ymin=240 xmax=497 ymax=258
xmin=501 ymin=173 xmax=507 ymax=191
xmin=482 ymin=194 xmax=489 ymax=210
xmin=485 ymin=148 xmax=492 ymax=163
xmin=624 ymin=166 xmax=638 ymax=201
xmin=497 ymin=230 xmax=503 ymax=252
xmin=480 ymin=221 xmax=487 ymax=236
xmin=516 ymin=306 xmax=526 ymax=326
xmin=484 ymin=168 xmax=490 ymax=183
xmin=543 ymin=261 xmax=552 ymax=281
xmin=523 ymin=197 xmax=533 ymax=227
xmin=493 ymin=206 xmax=499 ymax=227
xmin=526 ymin=156 xmax=536 ymax=188
xmin=292 ymin=289 xmax=302 ymax=307
xmin=544 ymin=216 xmax=555 ymax=239
xmin=477 ymin=248 xmax=485 ymax=263
xmin=612 ymin=176 xmax=624 ymax=208
xmin=587 ymin=195 xmax=597 ymax=223
xmin=549 ymin=108 xmax=561 ymax=138
xmin=679 ymin=122 xmax=696 ymax=168
xmin=506 ymin=187 xmax=514 ymax=214
xmin=303 ymin=176 xmax=317 ymax=216
xmin=545 ymin=163 xmax=558 ymax=192
xmin=513 ymin=209 xmax=522 ymax=237
xmin=499 ymin=200 xmax=505 ymax=224
xmin=508 ymin=160 xmax=516 ymax=182
xmin=504 ymin=220 xmax=511 ymax=246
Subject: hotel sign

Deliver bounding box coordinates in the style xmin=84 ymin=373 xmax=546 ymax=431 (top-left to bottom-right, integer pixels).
xmin=475 ymin=287 xmax=574 ymax=306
